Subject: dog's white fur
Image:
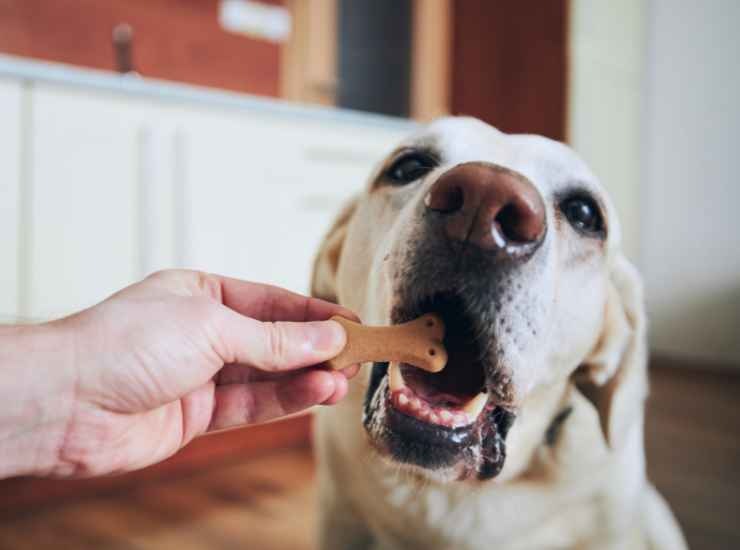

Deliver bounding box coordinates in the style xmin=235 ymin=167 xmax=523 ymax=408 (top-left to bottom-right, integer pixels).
xmin=311 ymin=118 xmax=687 ymax=550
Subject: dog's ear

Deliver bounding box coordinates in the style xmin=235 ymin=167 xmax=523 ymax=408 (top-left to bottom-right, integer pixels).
xmin=310 ymin=198 xmax=359 ymax=303
xmin=575 ymin=254 xmax=649 ymax=449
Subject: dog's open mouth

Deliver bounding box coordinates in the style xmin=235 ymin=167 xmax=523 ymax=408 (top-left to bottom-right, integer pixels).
xmin=390 ymin=292 xmax=489 ymax=429
xmin=389 ymin=361 xmax=488 ymax=429
xmin=363 ymin=292 xmax=516 ymax=480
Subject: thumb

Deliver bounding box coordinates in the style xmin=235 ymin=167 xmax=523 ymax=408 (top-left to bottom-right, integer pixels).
xmin=214 ymin=307 xmax=347 ymax=371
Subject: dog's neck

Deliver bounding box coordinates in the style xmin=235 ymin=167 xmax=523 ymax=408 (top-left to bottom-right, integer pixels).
xmin=494 ymin=378 xmax=571 ymax=481
xmin=496 ymin=379 xmax=614 ymax=483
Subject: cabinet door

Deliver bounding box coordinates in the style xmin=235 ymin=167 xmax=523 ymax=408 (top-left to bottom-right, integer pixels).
xmin=24 ymin=85 xmax=175 ymax=320
xmin=181 ymin=108 xmax=407 ymax=294
xmin=256 ymin=116 xmax=405 ymax=294
xmin=0 ymin=79 xmax=23 ymax=322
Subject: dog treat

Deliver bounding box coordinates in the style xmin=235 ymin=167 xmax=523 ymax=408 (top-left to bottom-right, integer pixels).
xmin=327 ymin=313 xmax=447 ymax=373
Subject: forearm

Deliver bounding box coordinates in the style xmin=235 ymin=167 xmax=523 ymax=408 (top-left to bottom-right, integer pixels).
xmin=0 ymin=322 xmax=77 ymax=478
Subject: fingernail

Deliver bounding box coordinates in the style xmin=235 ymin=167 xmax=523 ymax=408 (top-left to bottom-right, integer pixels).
xmin=306 ymin=320 xmax=346 ymax=354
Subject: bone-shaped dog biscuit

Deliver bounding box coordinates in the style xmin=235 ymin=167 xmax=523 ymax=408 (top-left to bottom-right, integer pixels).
xmin=326 ymin=313 xmax=447 ymax=373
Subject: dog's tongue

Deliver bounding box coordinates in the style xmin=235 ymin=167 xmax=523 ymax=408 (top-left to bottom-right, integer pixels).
xmin=388 ymin=362 xmax=489 ymax=428
xmin=400 ymin=365 xmax=467 ymax=407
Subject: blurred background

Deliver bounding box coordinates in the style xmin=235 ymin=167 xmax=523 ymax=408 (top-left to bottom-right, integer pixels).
xmin=0 ymin=1 xmax=737 ymax=549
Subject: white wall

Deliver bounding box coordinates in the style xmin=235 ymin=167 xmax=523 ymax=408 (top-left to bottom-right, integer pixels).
xmin=642 ymin=0 xmax=740 ymax=365
xmin=568 ymin=0 xmax=647 ymax=263
xmin=569 ymin=0 xmax=740 ymax=366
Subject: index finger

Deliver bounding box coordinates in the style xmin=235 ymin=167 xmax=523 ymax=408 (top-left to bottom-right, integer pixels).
xmin=208 ymin=369 xmax=348 ymax=431
xmin=215 ymin=275 xmax=359 ymax=323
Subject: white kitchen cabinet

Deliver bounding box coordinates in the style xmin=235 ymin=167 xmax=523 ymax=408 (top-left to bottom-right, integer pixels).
xmin=180 ymin=107 xmax=402 ymax=293
xmin=258 ymin=117 xmax=402 ymax=294
xmin=24 ymin=85 xmax=179 ymax=319
xmin=0 ymin=78 xmax=22 ymax=321
xmin=0 ymin=55 xmax=413 ymax=322
xmin=25 ymin=85 xmax=142 ymax=318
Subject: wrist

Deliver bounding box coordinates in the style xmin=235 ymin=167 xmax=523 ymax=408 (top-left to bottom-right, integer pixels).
xmin=0 ymin=321 xmax=78 ymax=478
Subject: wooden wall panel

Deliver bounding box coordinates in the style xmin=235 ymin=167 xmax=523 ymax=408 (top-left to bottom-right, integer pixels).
xmin=451 ymin=0 xmax=568 ymax=141
xmin=0 ymin=0 xmax=282 ymax=96
xmin=410 ymin=0 xmax=451 ymax=121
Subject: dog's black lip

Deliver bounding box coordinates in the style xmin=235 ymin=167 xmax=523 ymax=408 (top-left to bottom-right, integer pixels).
xmin=364 ymin=359 xmax=514 ymax=479
xmin=364 ymin=362 xmax=389 ymax=419
xmin=365 ymin=363 xmax=478 ymax=449
xmin=364 ymin=362 xmax=477 ymax=448
xmin=386 ymin=395 xmax=476 ymax=447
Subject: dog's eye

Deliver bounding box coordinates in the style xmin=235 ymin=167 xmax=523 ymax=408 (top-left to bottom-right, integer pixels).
xmin=560 ymin=195 xmax=605 ymax=236
xmin=386 ymin=152 xmax=437 ymax=184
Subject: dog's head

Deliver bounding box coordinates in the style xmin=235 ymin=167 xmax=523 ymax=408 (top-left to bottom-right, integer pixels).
xmin=312 ymin=117 xmax=646 ymax=482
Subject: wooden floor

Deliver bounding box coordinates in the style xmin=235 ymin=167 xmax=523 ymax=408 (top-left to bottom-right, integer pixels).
xmin=645 ymin=363 xmax=740 ymax=550
xmin=1 ymin=364 xmax=738 ymax=550
xmin=0 ymin=448 xmax=317 ymax=550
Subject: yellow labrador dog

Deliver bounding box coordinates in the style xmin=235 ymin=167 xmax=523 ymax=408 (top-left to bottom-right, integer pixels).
xmin=311 ymin=117 xmax=687 ymax=550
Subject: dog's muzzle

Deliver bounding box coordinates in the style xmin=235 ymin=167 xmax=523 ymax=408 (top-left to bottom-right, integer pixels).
xmin=362 ymin=292 xmax=516 ymax=481
xmin=360 ymin=162 xmax=548 ymax=480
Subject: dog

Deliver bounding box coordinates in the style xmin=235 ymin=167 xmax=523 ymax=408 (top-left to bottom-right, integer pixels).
xmin=310 ymin=117 xmax=687 ymax=550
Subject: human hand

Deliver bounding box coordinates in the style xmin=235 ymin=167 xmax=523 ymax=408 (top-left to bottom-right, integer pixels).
xmin=0 ymin=270 xmax=358 ymax=479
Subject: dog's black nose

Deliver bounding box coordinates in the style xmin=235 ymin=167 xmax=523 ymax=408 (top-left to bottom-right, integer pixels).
xmin=424 ymin=162 xmax=546 ymax=257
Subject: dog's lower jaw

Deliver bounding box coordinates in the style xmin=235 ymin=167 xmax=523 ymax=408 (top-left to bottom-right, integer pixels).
xmin=363 ymin=364 xmax=515 ymax=481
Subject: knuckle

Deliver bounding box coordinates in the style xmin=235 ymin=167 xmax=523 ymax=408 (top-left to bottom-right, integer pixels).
xmin=191 ymin=297 xmax=228 ymax=354
xmin=146 ymin=269 xmax=219 ymax=299
xmin=55 ymin=408 xmax=121 ymax=478
xmin=193 ymin=272 xmax=223 ymax=301
xmin=146 ymin=268 xmax=181 ymax=284
xmin=266 ymin=323 xmax=288 ymax=369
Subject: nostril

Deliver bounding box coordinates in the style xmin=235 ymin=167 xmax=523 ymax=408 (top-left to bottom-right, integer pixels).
xmin=495 ymin=204 xmax=525 ymax=242
xmin=495 ymin=202 xmax=543 ymax=243
xmin=426 ymin=185 xmax=464 ymax=213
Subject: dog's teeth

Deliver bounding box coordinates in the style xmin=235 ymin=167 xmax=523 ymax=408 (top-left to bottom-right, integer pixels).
xmin=462 ymin=392 xmax=488 ymax=419
xmin=439 ymin=410 xmax=453 ymax=422
xmin=388 ymin=362 xmax=405 ymax=392
xmin=398 ymin=393 xmax=409 ymax=406
xmin=429 ymin=413 xmax=439 ymax=423
xmin=410 ymin=398 xmax=421 ymax=411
